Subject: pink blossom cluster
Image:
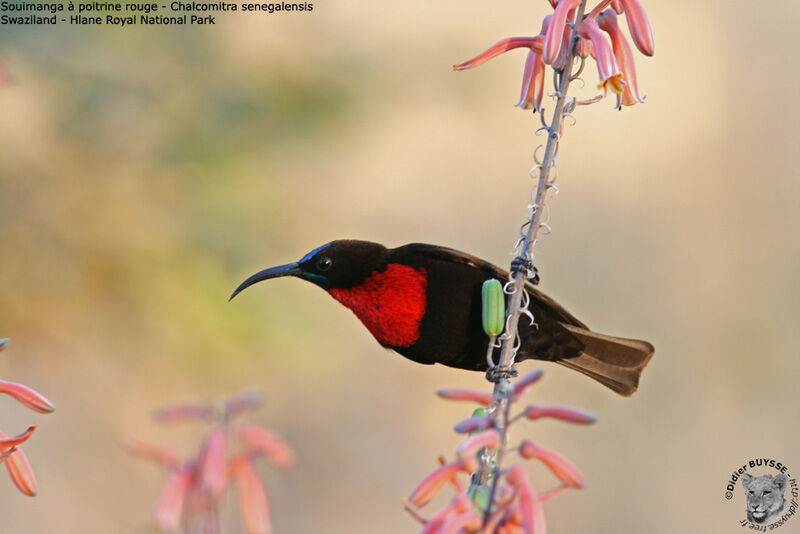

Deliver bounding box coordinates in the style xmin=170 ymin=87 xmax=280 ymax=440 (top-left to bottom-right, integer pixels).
xmin=454 ymin=0 xmax=654 ymax=110
xmin=127 ymin=391 xmax=293 ymax=534
xmin=404 ymin=370 xmax=596 ymax=534
xmin=0 ymin=338 xmax=56 ymax=497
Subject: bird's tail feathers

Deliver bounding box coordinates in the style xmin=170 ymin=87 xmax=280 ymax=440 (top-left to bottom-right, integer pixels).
xmin=557 ymin=325 xmax=654 ymax=397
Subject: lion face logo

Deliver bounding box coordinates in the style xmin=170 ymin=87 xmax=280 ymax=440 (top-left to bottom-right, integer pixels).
xmin=741 ymin=473 xmax=788 ymax=524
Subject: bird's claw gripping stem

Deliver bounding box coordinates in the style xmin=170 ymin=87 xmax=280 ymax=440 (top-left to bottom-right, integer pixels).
xmin=486 ymin=366 xmax=519 ymax=384
xmin=510 ymin=257 xmax=540 ymax=285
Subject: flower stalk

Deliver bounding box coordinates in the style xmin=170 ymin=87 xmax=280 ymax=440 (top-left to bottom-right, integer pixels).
xmin=410 ymin=0 xmax=655 ymax=529
xmin=477 ymin=3 xmax=589 ymax=521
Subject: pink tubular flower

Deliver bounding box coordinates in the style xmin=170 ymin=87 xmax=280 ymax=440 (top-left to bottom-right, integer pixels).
xmin=598 ymin=9 xmax=645 ymax=107
xmin=0 ymin=379 xmax=56 ymax=414
xmin=455 ymin=15 xmax=550 ymax=72
xmin=224 ymin=391 xmax=262 ymax=418
xmin=513 ymin=369 xmax=544 ymax=397
xmin=232 ymin=457 xmax=272 ymax=534
xmin=577 ymin=17 xmax=625 ymax=94
xmin=124 ymin=438 xmax=181 ymax=469
xmin=408 ymin=457 xmax=478 ymax=508
xmin=516 ymin=50 xmax=546 ymax=112
xmin=0 ymin=425 xmax=36 ymax=451
xmin=521 ymin=442 xmax=584 ymax=489
xmin=453 ymin=36 xmax=543 ymax=72
xmin=506 ymin=465 xmax=546 ymax=534
xmin=200 ymin=426 xmax=228 ymax=498
xmin=419 ymin=493 xmax=473 ymax=534
xmin=452 ymin=415 xmax=493 ymax=434
xmin=455 ymin=429 xmax=500 ymax=458
xmin=542 ymin=0 xmax=580 ymax=64
xmin=153 ymin=403 xmax=214 ymax=423
xmin=611 ymin=0 xmax=623 ymax=14
xmin=435 ymin=388 xmax=493 ymax=406
xmin=619 ymin=0 xmax=654 ymax=56
xmin=154 ymin=465 xmax=195 ymax=531
xmin=238 ymin=422 xmax=295 ymax=468
xmin=575 ymin=37 xmax=594 ymax=59
xmin=0 ymin=429 xmax=37 ymax=496
xmin=438 ymin=511 xmax=482 ymax=534
xmin=133 ymin=391 xmax=290 ymax=533
xmin=524 ymin=404 xmax=597 ymax=424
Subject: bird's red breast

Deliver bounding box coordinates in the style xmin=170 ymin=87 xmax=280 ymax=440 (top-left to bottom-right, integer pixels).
xmin=327 ymin=264 xmax=427 ymax=347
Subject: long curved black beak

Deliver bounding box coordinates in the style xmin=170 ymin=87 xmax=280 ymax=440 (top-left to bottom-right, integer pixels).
xmin=229 ymin=262 xmax=302 ymax=301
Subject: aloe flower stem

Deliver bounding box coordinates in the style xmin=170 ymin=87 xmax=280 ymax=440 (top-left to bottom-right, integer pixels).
xmin=482 ymin=0 xmax=589 ymax=524
xmin=497 ymin=0 xmax=587 ymax=372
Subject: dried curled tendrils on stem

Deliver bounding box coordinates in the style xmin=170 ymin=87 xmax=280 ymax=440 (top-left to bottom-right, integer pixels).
xmin=406 ymin=0 xmax=656 ymax=532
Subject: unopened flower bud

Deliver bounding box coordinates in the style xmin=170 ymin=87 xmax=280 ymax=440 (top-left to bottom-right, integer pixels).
xmin=481 ymin=279 xmax=506 ymax=336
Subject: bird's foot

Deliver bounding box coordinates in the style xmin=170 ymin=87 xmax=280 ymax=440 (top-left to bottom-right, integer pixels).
xmin=485 ymin=365 xmax=519 ymax=383
xmin=510 ymin=257 xmax=540 ymax=285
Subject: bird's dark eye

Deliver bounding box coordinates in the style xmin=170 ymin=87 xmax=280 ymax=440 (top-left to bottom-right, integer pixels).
xmin=316 ymin=257 xmax=332 ymax=271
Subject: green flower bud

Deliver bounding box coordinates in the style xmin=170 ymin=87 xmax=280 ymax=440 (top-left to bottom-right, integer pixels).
xmin=481 ymin=279 xmax=505 ymax=336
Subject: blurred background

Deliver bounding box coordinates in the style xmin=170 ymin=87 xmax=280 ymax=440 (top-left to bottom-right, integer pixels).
xmin=0 ymin=0 xmax=798 ymax=532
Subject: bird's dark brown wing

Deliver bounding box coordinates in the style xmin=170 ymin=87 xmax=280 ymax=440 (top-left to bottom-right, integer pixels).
xmin=395 ymin=243 xmax=588 ymax=329
xmin=393 ymin=243 xmax=653 ymax=395
xmin=391 ymin=243 xmax=653 ymax=395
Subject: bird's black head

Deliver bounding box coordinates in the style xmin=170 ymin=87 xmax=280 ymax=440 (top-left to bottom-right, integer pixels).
xmin=230 ymin=240 xmax=389 ymax=300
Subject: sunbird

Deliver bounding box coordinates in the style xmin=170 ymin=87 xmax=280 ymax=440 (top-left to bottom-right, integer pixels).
xmin=231 ymin=241 xmax=654 ymax=396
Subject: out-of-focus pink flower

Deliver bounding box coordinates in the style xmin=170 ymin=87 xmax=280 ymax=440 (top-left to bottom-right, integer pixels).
xmin=516 ymin=50 xmax=546 ymax=112
xmin=455 ymin=429 xmax=500 ymax=458
xmin=200 ymin=426 xmax=228 ymax=498
xmin=484 ymin=486 xmax=520 ymax=533
xmin=619 ymin=0 xmax=654 ymax=56
xmin=154 ymin=465 xmax=195 ymax=531
xmin=524 ymin=404 xmax=597 ymax=424
xmin=232 ymin=457 xmax=272 ymax=534
xmin=542 ymin=0 xmax=580 ymax=64
xmin=0 ymin=425 xmax=36 ymax=451
xmin=153 ymin=403 xmax=214 ymax=423
xmin=452 ymin=415 xmax=493 ymax=434
xmin=598 ymin=9 xmax=645 ymax=107
xmin=513 ymin=369 xmax=544 ymax=397
xmin=124 ymin=438 xmax=181 ymax=469
xmin=506 ymin=465 xmax=546 ymax=534
xmin=435 ymin=388 xmax=493 ymax=406
xmin=521 ymin=442 xmax=584 ymax=489
xmin=238 ymin=422 xmax=295 ymax=468
xmin=518 ymin=439 xmax=537 ymax=460
xmin=420 ymin=493 xmax=472 ymax=534
xmin=0 ymin=380 xmax=56 ymax=414
xmin=0 ymin=429 xmax=37 ymax=496
xmin=537 ymin=485 xmax=566 ymax=502
xmin=577 ymin=17 xmax=625 ymax=94
xmin=611 ymin=0 xmax=623 ymax=14
xmin=500 ymin=523 xmax=527 ymax=534
xmin=224 ymin=391 xmax=262 ymax=419
xmin=408 ymin=457 xmax=478 ymax=507
xmin=453 ymin=37 xmax=544 ymax=72
xmin=438 ymin=510 xmax=482 ymax=534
